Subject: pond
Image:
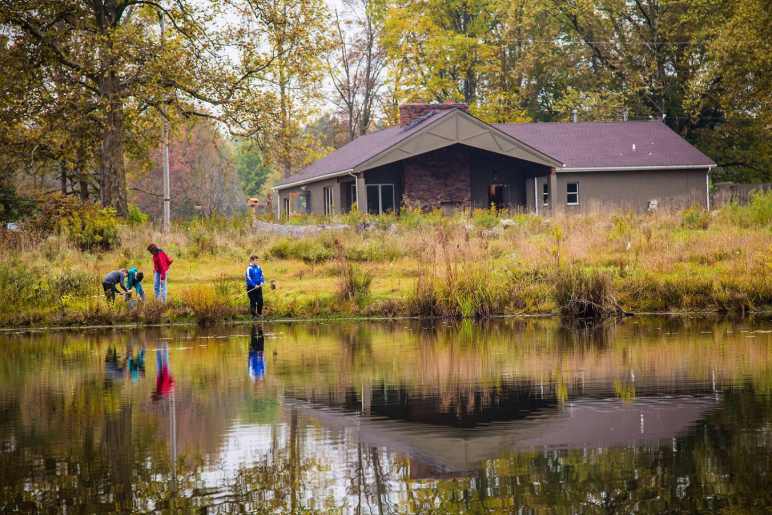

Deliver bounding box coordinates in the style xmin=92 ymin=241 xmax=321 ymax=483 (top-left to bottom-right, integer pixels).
xmin=0 ymin=317 xmax=770 ymax=513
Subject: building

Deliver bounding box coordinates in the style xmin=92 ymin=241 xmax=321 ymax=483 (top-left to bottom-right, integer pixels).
xmin=273 ymin=103 xmax=715 ymax=217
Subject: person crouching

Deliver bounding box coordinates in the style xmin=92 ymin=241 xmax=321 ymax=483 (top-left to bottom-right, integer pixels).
xmin=103 ymin=269 xmax=128 ymax=303
xmin=245 ymin=255 xmax=265 ymax=319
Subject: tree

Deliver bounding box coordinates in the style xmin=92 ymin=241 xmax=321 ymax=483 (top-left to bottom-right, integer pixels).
xmin=328 ymin=0 xmax=387 ymax=141
xmin=381 ymin=0 xmax=501 ymax=105
xmin=696 ymin=0 xmax=772 ymax=181
xmin=234 ymin=141 xmax=271 ymax=198
xmin=255 ymin=0 xmax=331 ymax=178
xmin=0 ymin=1 xmax=290 ymax=215
xmin=131 ymin=120 xmax=245 ymax=219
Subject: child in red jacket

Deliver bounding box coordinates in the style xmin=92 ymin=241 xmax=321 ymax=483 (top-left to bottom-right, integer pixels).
xmin=147 ymin=243 xmax=173 ymax=303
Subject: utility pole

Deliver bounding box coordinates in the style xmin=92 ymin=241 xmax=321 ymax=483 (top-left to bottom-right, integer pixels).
xmin=160 ymin=11 xmax=171 ymax=233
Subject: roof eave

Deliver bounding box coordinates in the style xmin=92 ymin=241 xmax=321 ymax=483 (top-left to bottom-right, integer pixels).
xmin=273 ymin=168 xmax=355 ymax=191
xmin=558 ymin=164 xmax=715 ymax=172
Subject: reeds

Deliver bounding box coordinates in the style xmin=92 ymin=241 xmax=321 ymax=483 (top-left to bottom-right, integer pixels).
xmin=1 ymin=194 xmax=770 ymax=326
xmin=553 ymin=267 xmax=624 ymax=319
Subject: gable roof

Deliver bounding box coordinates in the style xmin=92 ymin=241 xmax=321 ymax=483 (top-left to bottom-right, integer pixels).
xmin=275 ymin=113 xmax=716 ymax=190
xmin=275 ymin=110 xmax=453 ymax=189
xmin=495 ymin=121 xmax=715 ymax=171
xmin=274 ymin=109 xmax=561 ymax=190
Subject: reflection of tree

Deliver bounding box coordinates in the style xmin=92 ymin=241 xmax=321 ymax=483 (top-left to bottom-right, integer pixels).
xmin=0 ymin=321 xmax=770 ymax=512
xmin=346 ymin=443 xmax=393 ymax=514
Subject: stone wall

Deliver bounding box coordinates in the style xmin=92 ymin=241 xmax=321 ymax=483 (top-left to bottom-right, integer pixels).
xmin=402 ymin=146 xmax=471 ymax=210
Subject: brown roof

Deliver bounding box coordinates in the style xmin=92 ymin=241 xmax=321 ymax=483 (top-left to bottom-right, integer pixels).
xmin=275 ymin=111 xmax=715 ymax=188
xmin=496 ymin=120 xmax=715 ymax=170
xmin=275 ymin=110 xmax=453 ymax=188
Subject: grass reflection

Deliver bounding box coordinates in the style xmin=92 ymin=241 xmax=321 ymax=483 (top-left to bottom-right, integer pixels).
xmin=0 ymin=317 xmax=769 ymax=512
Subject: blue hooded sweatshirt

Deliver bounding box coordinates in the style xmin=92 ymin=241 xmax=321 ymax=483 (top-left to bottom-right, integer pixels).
xmin=245 ymin=263 xmax=264 ymax=289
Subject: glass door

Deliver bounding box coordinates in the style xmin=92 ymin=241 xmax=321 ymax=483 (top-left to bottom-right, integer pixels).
xmin=366 ymin=184 xmax=396 ymax=215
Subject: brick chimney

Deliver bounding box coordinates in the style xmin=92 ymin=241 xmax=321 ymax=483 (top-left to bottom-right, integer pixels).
xmin=399 ymin=102 xmax=469 ymax=126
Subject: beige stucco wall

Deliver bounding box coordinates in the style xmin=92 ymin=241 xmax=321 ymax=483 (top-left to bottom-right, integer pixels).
xmin=276 ymin=178 xmax=342 ymax=217
xmin=276 ymin=167 xmax=710 ymax=218
xmin=554 ymin=169 xmax=709 ymax=213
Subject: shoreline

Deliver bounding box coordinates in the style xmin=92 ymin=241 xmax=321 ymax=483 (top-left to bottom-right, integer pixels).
xmin=2 ymin=309 xmax=770 ymax=334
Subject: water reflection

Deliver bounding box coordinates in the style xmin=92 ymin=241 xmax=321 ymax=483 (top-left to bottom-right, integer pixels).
xmin=153 ymin=343 xmax=175 ymax=401
xmin=0 ymin=317 xmax=769 ymax=512
xmin=249 ymin=324 xmax=266 ymax=382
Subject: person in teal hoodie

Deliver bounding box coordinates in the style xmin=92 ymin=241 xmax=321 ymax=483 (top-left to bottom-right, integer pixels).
xmin=126 ymin=267 xmax=145 ymax=301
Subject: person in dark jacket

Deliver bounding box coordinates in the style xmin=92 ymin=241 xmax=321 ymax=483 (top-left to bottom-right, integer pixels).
xmin=102 ymin=269 xmax=128 ymax=302
xmin=245 ymin=255 xmax=265 ymax=318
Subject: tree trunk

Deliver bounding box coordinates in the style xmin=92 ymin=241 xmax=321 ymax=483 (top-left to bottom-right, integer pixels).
xmin=76 ymin=146 xmax=90 ymax=201
xmin=60 ymin=162 xmax=68 ymax=195
xmin=279 ymin=76 xmax=293 ymax=179
xmin=99 ymin=73 xmax=128 ymax=216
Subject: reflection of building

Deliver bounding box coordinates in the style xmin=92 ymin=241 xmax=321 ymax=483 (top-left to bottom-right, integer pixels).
xmin=286 ymin=381 xmax=719 ymax=475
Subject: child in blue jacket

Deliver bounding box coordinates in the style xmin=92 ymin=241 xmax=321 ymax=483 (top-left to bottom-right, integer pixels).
xmin=245 ymin=255 xmax=265 ymax=318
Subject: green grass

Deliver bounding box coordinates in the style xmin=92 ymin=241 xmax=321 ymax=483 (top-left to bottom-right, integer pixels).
xmin=2 ymin=197 xmax=771 ymax=327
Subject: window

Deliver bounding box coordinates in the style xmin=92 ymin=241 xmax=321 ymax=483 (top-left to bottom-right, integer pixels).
xmin=366 ymin=184 xmax=396 ymax=215
xmin=323 ymin=186 xmax=334 ymax=216
xmin=542 ymin=182 xmax=550 ymax=206
xmin=350 ymin=183 xmax=357 ymax=208
xmin=298 ymin=190 xmax=310 ymax=213
xmin=282 ymin=197 xmax=290 ymax=218
xmin=566 ymin=182 xmax=579 ymax=205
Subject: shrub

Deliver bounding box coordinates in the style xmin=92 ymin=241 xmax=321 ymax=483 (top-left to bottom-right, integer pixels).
xmin=268 ymin=238 xmax=335 ymax=264
xmin=336 ymin=262 xmax=372 ymax=307
xmin=609 ymin=213 xmax=635 ymax=250
xmin=471 ymin=207 xmax=499 ymax=229
xmin=553 ymin=267 xmax=623 ymax=319
xmin=720 ymin=190 xmax=772 ymax=228
xmin=394 ymin=204 xmax=451 ymax=230
xmin=127 ymin=204 xmax=150 ymax=225
xmin=405 ymin=275 xmax=441 ymax=317
xmin=681 ymin=205 xmax=710 ymax=230
xmin=404 ymin=265 xmax=515 ymax=319
xmin=179 ymin=285 xmax=237 ymax=325
xmin=26 ymin=194 xmax=120 ymax=250
xmin=188 ymin=223 xmax=219 ymax=257
xmin=344 ymin=238 xmax=404 ymax=262
xmin=0 ymin=261 xmax=47 ymax=316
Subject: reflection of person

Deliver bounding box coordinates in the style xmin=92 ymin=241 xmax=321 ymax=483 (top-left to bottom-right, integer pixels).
xmin=153 ymin=345 xmax=175 ymax=400
xmin=102 ymin=269 xmax=128 ymax=303
xmin=245 ymin=255 xmax=265 ymax=319
xmin=104 ymin=346 xmax=126 ymax=382
xmin=127 ymin=344 xmax=146 ymax=383
xmin=248 ymin=324 xmax=265 ymax=382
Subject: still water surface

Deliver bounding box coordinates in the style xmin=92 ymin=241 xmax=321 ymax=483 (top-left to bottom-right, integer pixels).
xmin=0 ymin=317 xmax=770 ymax=513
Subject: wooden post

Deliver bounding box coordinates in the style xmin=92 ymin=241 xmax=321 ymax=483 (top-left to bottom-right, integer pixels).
xmin=355 ymin=173 xmax=367 ymax=214
xmin=549 ymin=169 xmax=559 ymax=216
xmin=160 ymin=12 xmax=171 ymax=233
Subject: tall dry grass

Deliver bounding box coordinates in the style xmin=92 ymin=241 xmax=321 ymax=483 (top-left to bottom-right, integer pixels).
xmin=1 ymin=194 xmax=770 ymax=326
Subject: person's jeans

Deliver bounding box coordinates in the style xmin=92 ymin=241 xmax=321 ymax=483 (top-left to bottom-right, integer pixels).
xmin=247 ymin=286 xmax=263 ymax=317
xmin=103 ymin=282 xmax=117 ymax=303
xmin=154 ymin=272 xmax=168 ymax=303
